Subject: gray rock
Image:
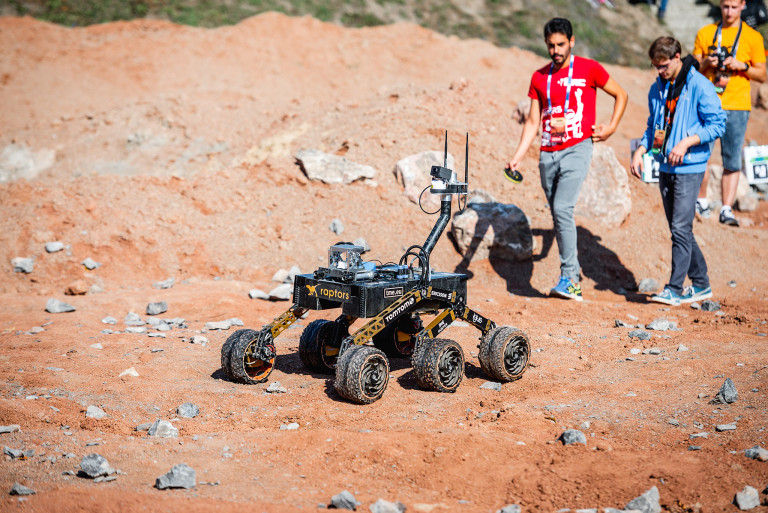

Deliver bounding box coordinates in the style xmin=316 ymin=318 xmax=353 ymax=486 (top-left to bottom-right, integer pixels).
xmin=735 ymin=486 xmax=760 ymax=510
xmin=745 ymin=445 xmax=768 ymax=461
xmin=204 ymin=320 xmax=231 ymax=330
xmin=330 ymin=490 xmax=361 ymax=510
xmin=271 ymin=269 xmax=291 ymax=283
xmin=496 ymin=506 xmax=522 ymax=513
xmin=711 ymin=378 xmax=738 ymax=404
xmin=124 ymin=312 xmax=144 ymax=326
xmin=450 ymin=202 xmax=533 ymax=263
xmin=45 ymin=298 xmax=75 ymax=313
xmin=4 ymin=446 xmax=33 ymax=459
xmin=249 ymin=289 xmax=269 ymax=300
xmin=12 ymin=257 xmax=34 ymax=273
xmin=125 ymin=326 xmax=147 ymax=334
xmin=614 ymin=319 xmax=633 ymax=328
xmin=370 ymin=498 xmax=407 ymax=513
xmin=628 ymin=329 xmax=651 ymax=341
xmin=647 ymin=318 xmax=674 ymax=331
xmin=268 ymin=283 xmax=293 ymax=301
xmin=146 ymin=302 xmax=168 ymax=316
xmin=86 ymin=405 xmax=108 ymax=419
xmin=330 ymin=218 xmax=345 ymax=235
xmin=148 ymin=419 xmax=178 ymax=438
xmin=152 ymin=278 xmax=175 ymax=289
xmin=576 ymin=145 xmax=632 ymax=227
xmin=716 ymin=424 xmax=737 ymax=431
xmin=101 ymin=316 xmax=117 ymax=325
xmin=288 ymin=266 xmax=301 ymax=282
xmin=136 ymin=422 xmax=153 ymax=432
xmin=155 ymin=463 xmax=196 ymax=490
xmin=45 ymin=242 xmax=64 ymax=253
xmin=9 ymin=483 xmax=36 ymax=496
xmin=559 ymin=429 xmax=586 ymax=445
xmin=689 ymin=432 xmax=708 ymax=439
xmin=625 ymin=486 xmax=661 ymax=513
xmin=677 ymin=344 xmax=689 ymax=352
xmin=280 ymin=423 xmax=299 ymax=431
xmin=0 ymin=425 xmax=20 ymax=434
xmin=296 ymin=149 xmax=376 ymax=185
xmin=480 ymin=382 xmax=502 ymax=391
xmin=352 ymin=238 xmax=370 ymax=252
xmin=700 ymin=299 xmax=721 ymax=312
xmin=266 ymin=382 xmax=287 ymax=394
xmin=80 ymin=453 xmax=112 ymax=478
xmin=177 ymin=403 xmax=199 ymax=418
xmin=394 ymin=150 xmax=455 ymax=212
xmin=82 ymin=257 xmax=101 ymax=270
xmin=637 ymin=278 xmax=660 ymax=293
xmin=190 ymin=335 xmax=208 ymax=345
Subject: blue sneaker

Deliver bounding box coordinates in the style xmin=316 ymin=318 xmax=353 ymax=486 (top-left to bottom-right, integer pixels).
xmin=680 ymin=285 xmax=713 ymax=304
xmin=651 ymin=287 xmax=682 ymax=306
xmin=549 ymin=276 xmax=583 ymax=301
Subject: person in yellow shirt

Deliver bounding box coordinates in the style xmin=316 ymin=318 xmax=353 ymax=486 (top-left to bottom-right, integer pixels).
xmin=693 ymin=0 xmax=767 ymax=226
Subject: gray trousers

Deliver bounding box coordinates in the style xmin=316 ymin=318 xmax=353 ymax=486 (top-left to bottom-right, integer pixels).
xmin=538 ymin=139 xmax=593 ymax=282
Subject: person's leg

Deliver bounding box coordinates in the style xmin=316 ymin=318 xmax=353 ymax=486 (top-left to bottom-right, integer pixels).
xmin=548 ymin=140 xmax=592 ymax=282
xmin=719 ymin=110 xmax=750 ymax=225
xmin=659 ymin=173 xmax=700 ymax=295
xmin=685 ymin=173 xmax=710 ymax=289
xmin=695 ymin=163 xmax=711 ymax=218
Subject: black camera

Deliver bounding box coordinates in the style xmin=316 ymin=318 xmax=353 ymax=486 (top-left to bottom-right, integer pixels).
xmin=708 ymin=45 xmax=730 ymax=70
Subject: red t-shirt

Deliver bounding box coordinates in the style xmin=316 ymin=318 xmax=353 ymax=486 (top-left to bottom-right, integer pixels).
xmin=528 ymin=56 xmax=610 ymax=152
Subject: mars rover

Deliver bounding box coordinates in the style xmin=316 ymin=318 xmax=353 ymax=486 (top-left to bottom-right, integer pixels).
xmin=220 ymin=133 xmax=531 ymax=404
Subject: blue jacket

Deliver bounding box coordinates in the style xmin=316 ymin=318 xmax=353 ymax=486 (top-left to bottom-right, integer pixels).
xmin=641 ymin=66 xmax=726 ymax=174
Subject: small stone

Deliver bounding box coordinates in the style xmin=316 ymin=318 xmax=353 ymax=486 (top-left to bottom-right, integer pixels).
xmin=249 ymin=289 xmax=269 ymax=300
xmin=614 ymin=319 xmax=632 ymax=328
xmin=628 ymin=329 xmax=651 ymax=341
xmin=82 ymin=257 xmax=101 ymax=270
xmin=668 ymin=419 xmax=679 ymax=426
xmin=136 ymin=422 xmax=153 ymax=432
xmin=700 ymin=299 xmax=721 ymax=312
xmin=153 ymin=278 xmax=175 ymax=289
xmin=329 ymin=490 xmax=360 ymax=510
xmin=177 ymin=403 xmax=199 ymax=418
xmin=155 ymin=463 xmax=196 ymax=490
xmin=646 ymin=318 xmax=671 ymax=331
xmin=745 ymin=445 xmax=768 ymax=461
xmin=266 ymin=382 xmax=287 ymax=394
xmin=630 ymin=348 xmax=642 ymax=355
xmin=148 ymin=332 xmax=166 ymax=338
xmin=625 ymin=485 xmax=661 ymax=513
xmin=280 ymin=423 xmax=299 ymax=431
xmin=45 ymin=298 xmax=75 ymax=313
xmin=65 ymin=280 xmax=89 ymax=295
xmin=0 ymin=425 xmax=21 ymax=434
xmin=329 ymin=218 xmax=344 ymax=235
xmin=80 ymin=453 xmax=112 ymax=478
xmin=146 ymin=302 xmax=168 ymax=316
xmin=370 ymin=498 xmax=406 ymax=513
xmin=688 ymin=445 xmax=702 ymax=451
xmin=480 ymin=382 xmax=502 ymax=391
xmin=9 ymin=483 xmax=35 ymax=496
xmin=125 ymin=326 xmax=146 ymax=334
xmin=637 ymin=278 xmax=660 ymax=293
xmin=45 ymin=242 xmax=64 ymax=253
xmin=190 ymin=335 xmax=208 ymax=345
xmin=11 ymin=257 xmax=34 ymax=273
xmin=101 ymin=316 xmax=117 ymax=325
xmin=119 ymin=367 xmax=139 ymax=377
xmin=204 ymin=320 xmax=231 ymax=330
xmin=559 ymin=429 xmax=586 ymax=445
xmin=735 ymin=486 xmax=760 ymax=510
xmin=496 ymin=506 xmax=522 ymax=513
xmin=716 ymin=424 xmax=737 ymax=432
xmin=352 ymin=237 xmax=370 ymax=252
xmin=148 ymin=420 xmax=178 ymax=438
xmin=711 ymin=378 xmax=738 ymax=404
xmin=677 ymin=344 xmax=689 ymax=352
xmin=689 ymin=432 xmax=708 ymax=439
xmin=728 ymin=280 xmax=737 ymax=288
xmin=124 ymin=312 xmax=144 ymax=326
xmin=85 ymin=405 xmax=108 ymax=419
xmin=268 ymin=283 xmax=293 ymax=301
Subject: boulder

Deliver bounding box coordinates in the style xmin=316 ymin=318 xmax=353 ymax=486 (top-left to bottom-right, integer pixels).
xmin=394 ymin=150 xmax=456 ymax=212
xmin=295 ymin=149 xmax=375 ymax=184
xmin=450 ymin=202 xmax=532 ymax=263
xmin=575 ymin=144 xmax=632 ymax=227
xmin=705 ymin=164 xmax=759 ymax=212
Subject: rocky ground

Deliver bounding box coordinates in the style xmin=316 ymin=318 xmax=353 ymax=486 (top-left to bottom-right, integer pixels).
xmin=1 ymin=13 xmax=768 ymax=513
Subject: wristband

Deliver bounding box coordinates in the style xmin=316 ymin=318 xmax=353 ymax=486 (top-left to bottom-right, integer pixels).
xmin=744 ymin=62 xmax=750 ymax=73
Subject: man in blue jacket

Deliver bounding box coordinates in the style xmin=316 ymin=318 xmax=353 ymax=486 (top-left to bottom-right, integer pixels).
xmin=630 ymin=37 xmax=726 ymax=306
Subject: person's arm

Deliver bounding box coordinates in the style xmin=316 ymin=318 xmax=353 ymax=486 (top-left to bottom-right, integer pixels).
xmin=592 ymin=77 xmax=628 ymax=142
xmin=723 ymin=56 xmax=767 ymax=82
xmin=669 ymin=78 xmax=726 ymax=165
xmin=630 ymin=88 xmax=658 ymax=179
xmin=508 ymin=98 xmax=542 ymax=171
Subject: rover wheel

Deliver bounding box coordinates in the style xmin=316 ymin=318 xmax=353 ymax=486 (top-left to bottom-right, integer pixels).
xmin=228 ymin=329 xmax=276 ymax=384
xmin=299 ymin=319 xmax=342 ymax=374
xmin=413 ymin=338 xmax=464 ymax=393
xmin=221 ymin=329 xmax=258 ymax=380
xmin=372 ymin=315 xmax=422 ymax=358
xmin=478 ymin=326 xmax=531 ymax=382
xmin=334 ymin=345 xmax=389 ymax=404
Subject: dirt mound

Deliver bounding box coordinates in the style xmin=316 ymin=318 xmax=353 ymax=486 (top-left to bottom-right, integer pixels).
xmin=1 ymin=14 xmax=767 ymax=513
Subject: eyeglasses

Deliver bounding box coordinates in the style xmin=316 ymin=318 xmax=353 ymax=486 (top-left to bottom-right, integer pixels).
xmin=650 ymin=56 xmax=679 ymax=72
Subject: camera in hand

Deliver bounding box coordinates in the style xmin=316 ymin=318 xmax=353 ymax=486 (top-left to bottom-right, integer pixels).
xmin=708 ymin=45 xmax=730 ymax=70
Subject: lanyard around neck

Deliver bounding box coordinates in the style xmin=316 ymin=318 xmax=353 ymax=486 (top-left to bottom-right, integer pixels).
xmin=547 ymin=54 xmax=575 ymax=115
xmin=714 ymin=21 xmax=743 ymax=57
xmin=656 ymin=77 xmax=673 ymax=128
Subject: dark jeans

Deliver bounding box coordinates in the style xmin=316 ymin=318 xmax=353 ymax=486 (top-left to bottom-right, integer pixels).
xmin=659 ymin=172 xmax=710 ymax=295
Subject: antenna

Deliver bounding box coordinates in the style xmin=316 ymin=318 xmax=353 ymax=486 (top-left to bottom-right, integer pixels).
xmin=443 ymin=130 xmax=448 ymax=168
xmin=464 ymin=132 xmax=468 ymax=187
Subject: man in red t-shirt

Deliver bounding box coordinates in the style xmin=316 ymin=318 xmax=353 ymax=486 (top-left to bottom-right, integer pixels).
xmin=507 ymin=17 xmax=627 ymax=301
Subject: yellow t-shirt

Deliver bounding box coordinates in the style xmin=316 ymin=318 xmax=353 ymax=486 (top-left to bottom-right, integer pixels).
xmin=693 ymin=22 xmax=766 ymax=111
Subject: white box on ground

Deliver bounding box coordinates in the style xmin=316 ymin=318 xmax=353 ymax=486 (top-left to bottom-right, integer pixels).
xmin=743 ymin=145 xmax=768 ymax=183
